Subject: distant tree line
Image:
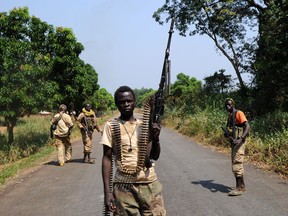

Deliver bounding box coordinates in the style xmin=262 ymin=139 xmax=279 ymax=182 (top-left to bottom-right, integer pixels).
xmin=0 ymin=7 xmax=114 ymax=143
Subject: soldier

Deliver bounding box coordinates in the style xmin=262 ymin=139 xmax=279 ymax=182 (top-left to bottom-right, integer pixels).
xmin=77 ymin=104 xmax=102 ymax=164
xmin=101 ymin=86 xmax=166 ymax=215
xmin=50 ymin=104 xmax=74 ymax=166
xmin=224 ymin=98 xmax=250 ymax=196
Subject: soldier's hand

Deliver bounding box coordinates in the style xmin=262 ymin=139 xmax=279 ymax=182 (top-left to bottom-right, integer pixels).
xmin=105 ymin=193 xmax=116 ymax=213
xmin=232 ymin=138 xmax=243 ymax=146
xmin=151 ymin=123 xmax=161 ymax=141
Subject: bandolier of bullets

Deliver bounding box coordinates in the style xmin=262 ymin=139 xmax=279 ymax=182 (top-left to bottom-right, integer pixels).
xmin=110 ymin=97 xmax=151 ymax=184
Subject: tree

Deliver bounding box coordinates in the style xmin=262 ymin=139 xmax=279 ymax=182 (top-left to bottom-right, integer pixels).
xmin=0 ymin=7 xmax=103 ymax=143
xmin=49 ymin=27 xmax=85 ymax=110
xmin=0 ymin=7 xmax=57 ymax=143
xmin=153 ymin=0 xmax=264 ymax=95
xmin=93 ymin=88 xmax=115 ymax=115
xmin=253 ymin=2 xmax=288 ymax=114
xmin=203 ymin=69 xmax=233 ymax=95
xmin=133 ymin=87 xmax=154 ymax=107
xmin=168 ymin=73 xmax=202 ymax=115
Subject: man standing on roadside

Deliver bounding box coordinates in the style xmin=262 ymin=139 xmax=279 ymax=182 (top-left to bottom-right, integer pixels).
xmin=224 ymin=98 xmax=250 ymax=196
xmin=101 ymin=86 xmax=166 ymax=215
xmin=77 ymin=103 xmax=102 ymax=164
xmin=51 ymin=104 xmax=74 ymax=166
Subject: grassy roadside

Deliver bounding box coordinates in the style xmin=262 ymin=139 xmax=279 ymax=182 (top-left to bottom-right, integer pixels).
xmin=0 ymin=145 xmax=55 ymax=185
xmin=162 ymin=109 xmax=288 ymax=179
xmin=0 ymin=111 xmax=116 ymax=188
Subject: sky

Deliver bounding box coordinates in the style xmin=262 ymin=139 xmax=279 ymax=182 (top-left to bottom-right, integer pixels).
xmin=1 ymin=0 xmax=236 ymax=94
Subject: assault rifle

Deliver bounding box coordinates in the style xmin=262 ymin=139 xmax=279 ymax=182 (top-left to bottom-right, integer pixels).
xmin=153 ymin=17 xmax=175 ymax=124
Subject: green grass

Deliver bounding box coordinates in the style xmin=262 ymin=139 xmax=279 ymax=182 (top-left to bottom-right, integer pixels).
xmin=0 ymin=145 xmax=55 ymax=185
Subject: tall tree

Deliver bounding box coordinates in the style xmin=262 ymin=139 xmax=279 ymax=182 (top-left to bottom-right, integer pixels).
xmin=253 ymin=2 xmax=288 ymax=114
xmin=168 ymin=73 xmax=202 ymax=115
xmin=0 ymin=7 xmax=57 ymax=143
xmin=0 ymin=7 xmax=103 ymax=143
xmin=203 ymin=69 xmax=233 ymax=95
xmin=153 ymin=0 xmax=265 ymax=95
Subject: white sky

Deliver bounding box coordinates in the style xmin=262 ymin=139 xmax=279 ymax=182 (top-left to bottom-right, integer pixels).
xmin=1 ymin=0 xmax=237 ymax=94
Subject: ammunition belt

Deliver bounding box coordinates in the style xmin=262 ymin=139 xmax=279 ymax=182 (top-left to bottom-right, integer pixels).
xmin=110 ymin=97 xmax=151 ymax=183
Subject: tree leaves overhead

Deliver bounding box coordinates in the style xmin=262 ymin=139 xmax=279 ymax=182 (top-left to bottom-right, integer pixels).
xmin=153 ymin=0 xmax=261 ymax=94
xmin=0 ymin=7 xmax=104 ymax=143
xmin=253 ymin=2 xmax=288 ymax=114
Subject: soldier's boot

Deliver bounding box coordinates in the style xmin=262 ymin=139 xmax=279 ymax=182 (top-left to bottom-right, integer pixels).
xmin=83 ymin=153 xmax=88 ymax=163
xmin=87 ymin=153 xmax=95 ymax=164
xmin=240 ymin=176 xmax=246 ymax=192
xmin=228 ymin=176 xmax=243 ymax=196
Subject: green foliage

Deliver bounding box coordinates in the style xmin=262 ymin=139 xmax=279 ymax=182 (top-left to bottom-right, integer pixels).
xmin=161 ymin=68 xmax=288 ymax=176
xmin=0 ymin=7 xmax=59 ymax=143
xmin=0 ymin=145 xmax=55 ymax=185
xmin=204 ymin=69 xmax=233 ymax=94
xmin=153 ymin=1 xmax=260 ymax=93
xmin=154 ymin=1 xmax=288 ymax=118
xmin=250 ymin=110 xmax=288 ymax=138
xmin=0 ymin=115 xmax=51 ymax=164
xmin=164 ymin=107 xmax=288 ymax=176
xmin=133 ymin=87 xmax=154 ymax=107
xmin=252 ymin=3 xmax=288 ymax=114
xmin=0 ymin=7 xmax=107 ymax=143
xmin=168 ymin=73 xmax=202 ymax=115
xmin=93 ymin=88 xmax=115 ymax=113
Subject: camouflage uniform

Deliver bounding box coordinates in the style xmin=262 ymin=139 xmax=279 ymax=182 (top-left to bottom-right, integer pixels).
xmin=51 ymin=105 xmax=73 ymax=166
xmin=113 ymin=181 xmax=165 ymax=216
xmin=77 ymin=105 xmax=102 ymax=163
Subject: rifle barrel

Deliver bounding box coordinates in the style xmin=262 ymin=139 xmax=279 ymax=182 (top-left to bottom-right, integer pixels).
xmin=153 ymin=17 xmax=175 ymax=123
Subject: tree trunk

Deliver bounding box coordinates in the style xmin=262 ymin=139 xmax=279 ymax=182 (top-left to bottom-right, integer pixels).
xmin=5 ymin=118 xmax=16 ymax=144
xmin=233 ymin=64 xmax=247 ymax=96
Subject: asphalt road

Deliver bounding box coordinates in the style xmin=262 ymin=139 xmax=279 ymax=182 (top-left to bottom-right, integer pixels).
xmin=0 ymin=126 xmax=287 ymax=216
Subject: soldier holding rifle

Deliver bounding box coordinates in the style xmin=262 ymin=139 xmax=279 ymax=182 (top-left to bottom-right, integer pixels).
xmin=101 ymin=17 xmax=175 ymax=216
xmin=101 ymin=86 xmax=166 ymax=215
xmin=77 ymin=103 xmax=102 ymax=164
xmin=223 ymin=98 xmax=250 ymax=196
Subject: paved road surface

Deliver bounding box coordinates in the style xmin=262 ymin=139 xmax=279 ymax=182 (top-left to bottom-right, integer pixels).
xmin=0 ymin=126 xmax=287 ymax=216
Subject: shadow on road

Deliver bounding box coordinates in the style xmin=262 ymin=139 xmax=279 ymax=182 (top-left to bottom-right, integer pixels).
xmin=191 ymin=180 xmax=231 ymax=193
xmin=45 ymin=161 xmax=59 ymax=166
xmin=44 ymin=158 xmax=87 ymax=166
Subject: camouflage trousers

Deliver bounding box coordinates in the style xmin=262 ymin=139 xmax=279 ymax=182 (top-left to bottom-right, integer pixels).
xmin=54 ymin=136 xmax=72 ymax=164
xmin=81 ymin=131 xmax=93 ymax=153
xmin=231 ymin=141 xmax=247 ymax=177
xmin=113 ymin=180 xmax=166 ymax=216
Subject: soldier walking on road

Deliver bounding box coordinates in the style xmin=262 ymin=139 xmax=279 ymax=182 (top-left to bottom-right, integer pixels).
xmin=77 ymin=103 xmax=102 ymax=164
xmin=223 ymin=98 xmax=250 ymax=196
xmin=50 ymin=104 xmax=74 ymax=166
xmin=101 ymin=86 xmax=166 ymax=215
